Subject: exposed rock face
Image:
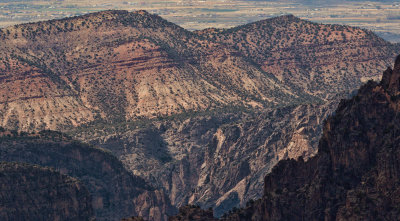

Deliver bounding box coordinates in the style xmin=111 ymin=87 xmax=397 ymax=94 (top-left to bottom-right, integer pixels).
xmin=0 ymin=162 xmax=94 ymax=221
xmin=168 ymin=55 xmax=400 ymax=220
xmin=133 ymin=189 xmax=177 ymax=220
xmin=76 ymin=101 xmax=337 ymax=216
xmin=209 ymin=56 xmax=400 ymax=220
xmin=0 ymin=131 xmax=176 ymax=221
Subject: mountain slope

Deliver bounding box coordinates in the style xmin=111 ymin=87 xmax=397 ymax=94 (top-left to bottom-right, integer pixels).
xmin=1 ymin=11 xmax=397 ymax=131
xmin=0 ymin=130 xmax=176 ymax=221
xmin=0 ymin=162 xmax=94 ymax=221
xmin=197 ymin=15 xmax=398 ymax=99
xmin=170 ymin=54 xmax=400 ymax=220
xmin=75 ymin=100 xmax=337 ymax=217
xmin=233 ymin=55 xmax=400 ymax=220
xmin=0 ymin=10 xmax=303 ymax=131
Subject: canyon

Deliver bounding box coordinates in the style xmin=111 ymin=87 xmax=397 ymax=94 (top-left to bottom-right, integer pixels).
xmin=170 ymin=55 xmax=400 ymax=221
xmin=0 ymin=10 xmax=399 ymax=220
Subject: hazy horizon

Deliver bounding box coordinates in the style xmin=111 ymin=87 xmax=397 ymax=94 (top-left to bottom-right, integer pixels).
xmin=0 ymin=0 xmax=399 ymax=42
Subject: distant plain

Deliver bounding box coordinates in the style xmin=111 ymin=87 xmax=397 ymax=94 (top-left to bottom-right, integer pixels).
xmin=0 ymin=0 xmax=399 ymax=42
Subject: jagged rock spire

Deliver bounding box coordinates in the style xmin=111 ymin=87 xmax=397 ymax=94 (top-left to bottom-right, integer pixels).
xmin=381 ymin=54 xmax=400 ymax=95
xmin=395 ymin=54 xmax=400 ymax=71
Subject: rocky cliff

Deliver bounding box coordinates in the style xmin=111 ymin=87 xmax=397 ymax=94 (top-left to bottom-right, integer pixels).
xmin=75 ymin=101 xmax=337 ymax=217
xmin=0 ymin=161 xmax=94 ymax=221
xmin=237 ymin=55 xmax=400 ymax=220
xmin=0 ymin=131 xmax=176 ymax=221
xmin=170 ymin=55 xmax=400 ymax=220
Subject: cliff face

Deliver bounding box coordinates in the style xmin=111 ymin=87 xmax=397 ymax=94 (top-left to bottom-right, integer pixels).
xmin=213 ymin=56 xmax=400 ymax=220
xmin=0 ymin=162 xmax=94 ymax=221
xmin=0 ymin=132 xmax=176 ymax=221
xmin=76 ymin=101 xmax=337 ymax=216
xmin=169 ymin=55 xmax=400 ymax=221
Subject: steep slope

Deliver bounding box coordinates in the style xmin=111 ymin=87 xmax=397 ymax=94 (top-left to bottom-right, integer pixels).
xmin=73 ymin=100 xmax=336 ymax=217
xmin=1 ymin=11 xmax=397 ymax=131
xmin=0 ymin=130 xmax=176 ymax=221
xmin=197 ymin=15 xmax=398 ymax=99
xmin=170 ymin=54 xmax=400 ymax=221
xmin=0 ymin=162 xmax=94 ymax=221
xmin=0 ymin=10 xmax=302 ymax=131
xmin=215 ymin=55 xmax=400 ymax=220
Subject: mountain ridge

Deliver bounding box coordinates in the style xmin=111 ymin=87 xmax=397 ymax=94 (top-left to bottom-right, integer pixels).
xmin=0 ymin=10 xmax=310 ymax=131
xmin=1 ymin=10 xmax=397 ymax=131
xmin=196 ymin=13 xmax=397 ymax=99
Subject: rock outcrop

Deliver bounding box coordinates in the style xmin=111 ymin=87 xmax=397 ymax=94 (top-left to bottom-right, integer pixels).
xmin=0 ymin=162 xmax=94 ymax=221
xmin=77 ymin=101 xmax=337 ymax=216
xmin=0 ymin=131 xmax=176 ymax=221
